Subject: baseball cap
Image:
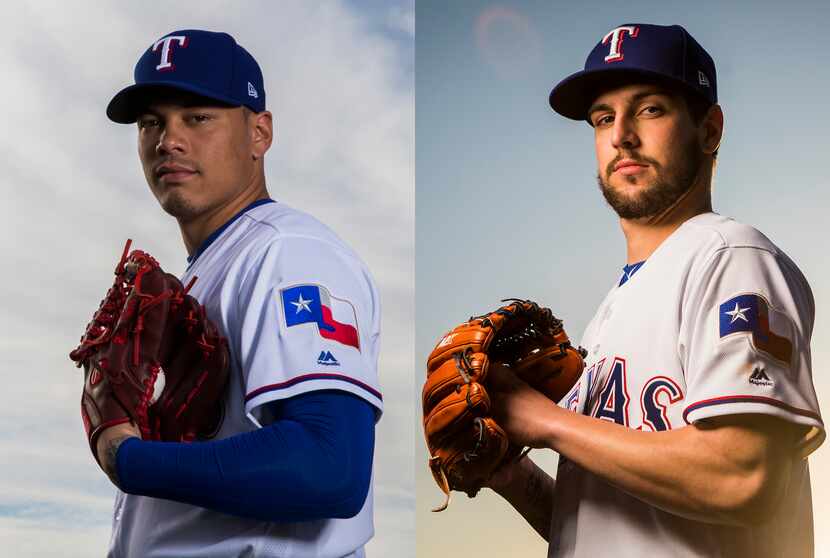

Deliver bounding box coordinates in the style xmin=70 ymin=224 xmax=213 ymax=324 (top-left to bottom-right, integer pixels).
xmin=107 ymin=29 xmax=266 ymax=124
xmin=549 ymin=24 xmax=716 ymax=122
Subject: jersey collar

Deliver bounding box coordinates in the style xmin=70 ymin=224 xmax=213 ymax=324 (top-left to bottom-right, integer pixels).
xmin=186 ymin=198 xmax=276 ymax=268
xmin=618 ymin=260 xmax=646 ymax=287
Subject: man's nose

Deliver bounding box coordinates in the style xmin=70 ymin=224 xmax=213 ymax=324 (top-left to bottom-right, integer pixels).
xmin=611 ymin=113 xmax=640 ymax=150
xmin=156 ymin=120 xmax=188 ymax=155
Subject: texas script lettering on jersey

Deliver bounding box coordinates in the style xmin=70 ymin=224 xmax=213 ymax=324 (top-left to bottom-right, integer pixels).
xmin=585 ymin=357 xmax=684 ymax=432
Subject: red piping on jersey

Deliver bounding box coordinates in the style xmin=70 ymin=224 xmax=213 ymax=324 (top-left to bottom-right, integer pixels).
xmin=683 ymin=395 xmax=822 ymax=424
xmin=245 ymin=372 xmax=382 ymax=402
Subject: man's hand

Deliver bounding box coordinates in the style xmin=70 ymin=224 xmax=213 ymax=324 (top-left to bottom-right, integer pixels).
xmin=95 ymin=422 xmax=140 ymax=487
xmin=488 ymin=363 xmax=560 ymax=448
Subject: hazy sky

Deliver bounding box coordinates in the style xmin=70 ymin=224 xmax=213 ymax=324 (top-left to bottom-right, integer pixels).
xmin=416 ymin=1 xmax=830 ymax=556
xmin=3 ymin=2 xmax=829 ymax=557
xmin=0 ymin=2 xmax=413 ymax=556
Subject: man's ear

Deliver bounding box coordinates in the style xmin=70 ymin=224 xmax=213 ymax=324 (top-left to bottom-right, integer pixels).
xmin=250 ymin=110 xmax=273 ymax=160
xmin=701 ymin=104 xmax=723 ymax=156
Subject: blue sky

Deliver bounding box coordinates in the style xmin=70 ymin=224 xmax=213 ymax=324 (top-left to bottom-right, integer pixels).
xmin=416 ymin=1 xmax=830 ymax=556
xmin=0 ymin=2 xmax=413 ymax=556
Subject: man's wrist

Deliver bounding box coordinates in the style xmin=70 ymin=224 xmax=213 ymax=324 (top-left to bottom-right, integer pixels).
xmin=538 ymin=402 xmax=570 ymax=451
xmin=94 ymin=423 xmax=140 ymax=487
xmin=488 ymin=453 xmax=535 ymax=496
xmin=100 ymin=435 xmax=133 ymax=487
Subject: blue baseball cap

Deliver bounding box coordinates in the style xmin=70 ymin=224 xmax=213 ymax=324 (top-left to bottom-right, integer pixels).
xmin=549 ymin=24 xmax=716 ymax=122
xmin=107 ymin=29 xmax=266 ymax=124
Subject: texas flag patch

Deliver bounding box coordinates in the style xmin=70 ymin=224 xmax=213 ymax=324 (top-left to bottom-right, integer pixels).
xmin=281 ymin=284 xmax=360 ymax=351
xmin=719 ymin=293 xmax=792 ymax=364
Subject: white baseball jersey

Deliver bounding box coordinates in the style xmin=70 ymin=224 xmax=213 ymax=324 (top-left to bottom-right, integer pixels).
xmin=108 ymin=199 xmax=382 ymax=558
xmin=549 ymin=212 xmax=824 ymax=557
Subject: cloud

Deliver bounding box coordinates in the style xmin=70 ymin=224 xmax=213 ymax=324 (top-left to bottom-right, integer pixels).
xmin=387 ymin=4 xmax=416 ymax=37
xmin=0 ymin=1 xmax=413 ymax=556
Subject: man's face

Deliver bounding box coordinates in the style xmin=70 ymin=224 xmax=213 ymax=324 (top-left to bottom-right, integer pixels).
xmin=589 ymin=83 xmax=704 ymax=220
xmin=136 ymin=90 xmax=256 ymax=222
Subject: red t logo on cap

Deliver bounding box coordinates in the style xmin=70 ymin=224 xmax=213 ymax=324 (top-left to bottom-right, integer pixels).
xmin=152 ymin=35 xmax=189 ymax=72
xmin=602 ymin=26 xmax=639 ymax=63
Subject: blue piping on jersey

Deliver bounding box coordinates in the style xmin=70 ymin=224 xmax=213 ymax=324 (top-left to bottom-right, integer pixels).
xmin=618 ymin=260 xmax=646 ymax=287
xmin=186 ymin=198 xmax=276 ymax=268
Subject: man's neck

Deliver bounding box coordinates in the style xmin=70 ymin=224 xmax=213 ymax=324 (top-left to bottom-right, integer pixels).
xmin=178 ymin=184 xmax=269 ymax=256
xmin=619 ymin=178 xmax=713 ymax=264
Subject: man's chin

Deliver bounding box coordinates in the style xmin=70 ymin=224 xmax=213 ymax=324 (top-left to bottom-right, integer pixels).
xmin=600 ymin=181 xmax=661 ymax=219
xmin=158 ymin=193 xmax=202 ymax=222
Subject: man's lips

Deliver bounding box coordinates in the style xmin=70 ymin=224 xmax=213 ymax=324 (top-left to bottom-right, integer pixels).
xmin=159 ymin=171 xmax=196 ymax=183
xmin=613 ymin=159 xmax=648 ymax=176
xmin=155 ymin=163 xmax=197 ymax=183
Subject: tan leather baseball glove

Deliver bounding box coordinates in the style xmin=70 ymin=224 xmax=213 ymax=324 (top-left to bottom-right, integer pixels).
xmin=423 ymin=299 xmax=586 ymax=511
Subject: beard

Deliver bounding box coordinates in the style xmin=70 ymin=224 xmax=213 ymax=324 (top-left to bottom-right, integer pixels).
xmin=597 ymin=136 xmax=703 ymax=220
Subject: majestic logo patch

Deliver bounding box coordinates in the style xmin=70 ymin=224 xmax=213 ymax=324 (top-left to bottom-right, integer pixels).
xmin=317 ymin=351 xmax=340 ymax=366
xmin=281 ymin=284 xmax=360 ymax=350
xmin=719 ymin=293 xmax=792 ymax=364
xmin=749 ymin=367 xmax=774 ymax=387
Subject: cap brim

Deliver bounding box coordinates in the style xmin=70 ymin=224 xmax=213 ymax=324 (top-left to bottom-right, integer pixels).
xmin=106 ymin=81 xmax=241 ymax=124
xmin=549 ymin=67 xmax=710 ymax=122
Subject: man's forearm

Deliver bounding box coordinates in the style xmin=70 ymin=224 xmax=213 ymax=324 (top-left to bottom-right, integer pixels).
xmin=491 ymin=366 xmax=801 ymax=527
xmin=537 ymin=406 xmax=797 ymax=526
xmin=115 ymin=392 xmax=375 ymax=522
xmin=491 ymin=457 xmax=556 ymax=541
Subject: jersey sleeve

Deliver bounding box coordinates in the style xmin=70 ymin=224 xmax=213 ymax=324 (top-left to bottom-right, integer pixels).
xmin=680 ymin=246 xmax=824 ymax=456
xmin=229 ymin=235 xmax=382 ymax=426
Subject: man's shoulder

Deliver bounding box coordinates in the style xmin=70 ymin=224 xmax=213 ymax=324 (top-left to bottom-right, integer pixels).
xmin=235 ymin=202 xmax=371 ymax=284
xmin=679 ymin=212 xmax=812 ymax=298
xmin=680 ymin=212 xmax=787 ymax=259
xmin=243 ymin=201 xmax=347 ymax=248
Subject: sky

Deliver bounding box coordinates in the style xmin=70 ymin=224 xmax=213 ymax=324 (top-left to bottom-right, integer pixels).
xmin=0 ymin=1 xmax=413 ymax=557
xmin=2 ymin=2 xmax=829 ymax=557
xmin=416 ymin=1 xmax=830 ymax=557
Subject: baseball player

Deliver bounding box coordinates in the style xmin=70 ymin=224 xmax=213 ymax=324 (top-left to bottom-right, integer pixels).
xmin=486 ymin=23 xmax=824 ymax=556
xmin=94 ymin=30 xmax=382 ymax=557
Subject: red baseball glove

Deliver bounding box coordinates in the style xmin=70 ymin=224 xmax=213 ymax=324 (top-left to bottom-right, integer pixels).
xmin=69 ymin=240 xmax=230 ymax=464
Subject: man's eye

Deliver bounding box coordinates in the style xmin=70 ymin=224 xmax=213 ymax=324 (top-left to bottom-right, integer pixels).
xmin=138 ymin=118 xmax=159 ymax=129
xmin=641 ymin=105 xmax=662 ymax=116
xmin=595 ymin=115 xmax=614 ymax=126
xmin=191 ymin=114 xmax=212 ymax=123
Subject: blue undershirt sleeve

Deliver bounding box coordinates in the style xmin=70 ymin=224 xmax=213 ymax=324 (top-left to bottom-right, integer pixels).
xmin=115 ymin=390 xmax=376 ymax=522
